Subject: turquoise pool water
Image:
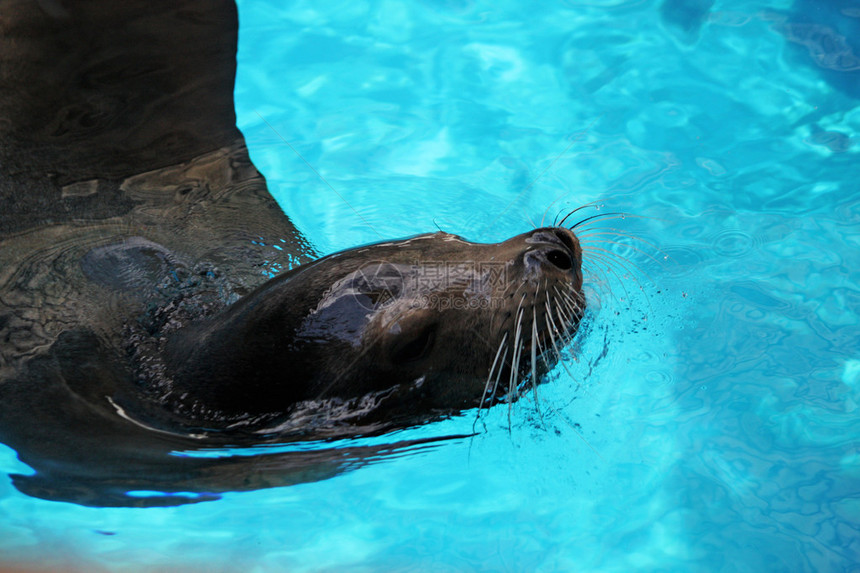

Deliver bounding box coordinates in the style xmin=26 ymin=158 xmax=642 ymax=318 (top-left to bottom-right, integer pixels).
xmin=2 ymin=0 xmax=859 ymax=571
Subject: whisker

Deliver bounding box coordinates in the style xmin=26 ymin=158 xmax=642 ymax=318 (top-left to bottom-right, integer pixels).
xmin=582 ymin=250 xmax=635 ymax=304
xmin=580 ymin=260 xmax=613 ymax=292
xmin=554 ymin=294 xmax=581 ymax=348
xmin=582 ymin=244 xmax=649 ymax=285
xmin=561 ymin=284 xmax=587 ymax=316
xmin=552 ymin=289 xmax=583 ymax=338
xmin=537 ymin=311 xmax=601 ymax=444
xmin=554 ymin=284 xmax=585 ymax=315
xmin=572 ymin=211 xmax=666 ymax=231
xmin=570 ymin=212 xmax=629 ymax=230
xmin=582 ymin=244 xmax=655 ymax=303
xmin=541 ymin=195 xmax=569 ymax=228
xmin=529 ymin=327 xmax=601 ymax=458
xmin=544 ymin=301 xmax=582 ymax=388
xmin=530 ymin=287 xmax=545 ymax=425
xmin=580 ymin=238 xmax=664 ymax=282
xmin=486 ymin=340 xmax=507 ymax=414
xmin=577 ymin=229 xmax=672 ymax=265
xmin=507 ymin=280 xmax=528 ymax=303
xmin=556 ymin=200 xmax=608 ymax=227
xmin=474 ymin=331 xmax=509 ymax=431
xmin=552 ymin=296 xmax=574 ymax=344
xmin=507 ymin=294 xmax=527 ymax=429
xmin=551 ymin=293 xmax=574 ymax=333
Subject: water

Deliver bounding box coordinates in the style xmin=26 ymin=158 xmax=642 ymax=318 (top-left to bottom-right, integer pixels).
xmin=2 ymin=0 xmax=859 ymax=571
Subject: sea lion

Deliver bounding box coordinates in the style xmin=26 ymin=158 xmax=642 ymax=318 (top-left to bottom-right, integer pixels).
xmin=134 ymin=225 xmax=585 ymax=436
xmin=0 ymin=0 xmax=585 ymax=506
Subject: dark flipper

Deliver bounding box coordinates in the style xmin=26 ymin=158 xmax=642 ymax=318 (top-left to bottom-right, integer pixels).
xmin=2 ymin=1 xmax=243 ymax=218
xmin=0 ymin=0 xmax=312 ymax=255
xmin=0 ymin=1 xmax=347 ymax=506
xmin=0 ymin=0 xmax=314 ymax=370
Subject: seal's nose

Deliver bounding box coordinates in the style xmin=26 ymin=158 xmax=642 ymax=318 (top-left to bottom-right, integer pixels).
xmin=522 ymin=227 xmax=582 ymax=276
xmin=525 ymin=244 xmax=573 ymax=273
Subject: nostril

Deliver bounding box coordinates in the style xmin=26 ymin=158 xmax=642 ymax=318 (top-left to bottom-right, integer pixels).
xmin=546 ymin=249 xmax=572 ymax=271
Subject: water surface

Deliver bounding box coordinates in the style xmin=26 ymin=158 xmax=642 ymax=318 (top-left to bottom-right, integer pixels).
xmin=2 ymin=0 xmax=859 ymax=571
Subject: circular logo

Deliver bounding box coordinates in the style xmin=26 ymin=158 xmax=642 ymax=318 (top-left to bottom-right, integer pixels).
xmin=351 ymin=261 xmax=404 ymax=311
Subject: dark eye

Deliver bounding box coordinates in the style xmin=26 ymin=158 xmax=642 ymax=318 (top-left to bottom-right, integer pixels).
xmin=546 ymin=249 xmax=572 ymax=271
xmin=390 ymin=324 xmax=437 ymax=364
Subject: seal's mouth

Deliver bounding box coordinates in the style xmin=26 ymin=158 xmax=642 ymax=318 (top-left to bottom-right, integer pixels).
xmin=478 ymin=281 xmax=585 ymax=410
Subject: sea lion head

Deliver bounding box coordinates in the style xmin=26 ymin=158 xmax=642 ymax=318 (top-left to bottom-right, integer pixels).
xmin=159 ymin=226 xmax=585 ymax=435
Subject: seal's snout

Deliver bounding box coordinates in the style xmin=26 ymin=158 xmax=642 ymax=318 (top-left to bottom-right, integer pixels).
xmin=522 ymin=227 xmax=582 ymax=278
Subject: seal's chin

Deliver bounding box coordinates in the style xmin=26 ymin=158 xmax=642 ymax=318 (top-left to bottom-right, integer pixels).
xmin=143 ymin=226 xmax=585 ymax=436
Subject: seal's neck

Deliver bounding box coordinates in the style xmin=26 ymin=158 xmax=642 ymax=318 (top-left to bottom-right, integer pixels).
xmin=155 ymin=273 xmax=306 ymax=423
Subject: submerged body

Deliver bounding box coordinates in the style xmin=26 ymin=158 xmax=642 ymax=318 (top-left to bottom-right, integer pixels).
xmin=146 ymin=225 xmax=584 ymax=435
xmin=0 ymin=0 xmax=585 ymax=505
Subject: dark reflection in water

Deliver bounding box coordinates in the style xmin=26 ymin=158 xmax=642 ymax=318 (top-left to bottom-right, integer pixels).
xmin=0 ymin=0 xmax=461 ymax=507
xmin=779 ymin=0 xmax=860 ymax=99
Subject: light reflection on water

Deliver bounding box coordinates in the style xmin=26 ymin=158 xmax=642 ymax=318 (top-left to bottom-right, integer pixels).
xmin=1 ymin=0 xmax=858 ymax=571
